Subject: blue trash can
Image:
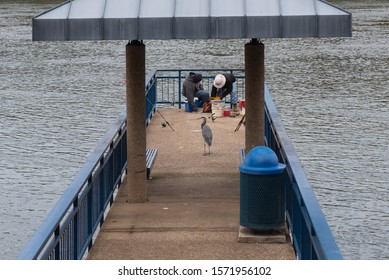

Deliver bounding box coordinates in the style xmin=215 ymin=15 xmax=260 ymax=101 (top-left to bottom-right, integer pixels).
xmin=240 ymin=146 xmax=286 ymax=230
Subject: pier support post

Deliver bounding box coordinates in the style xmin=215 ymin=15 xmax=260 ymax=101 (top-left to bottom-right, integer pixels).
xmin=126 ymin=40 xmax=147 ymax=203
xmin=245 ymin=39 xmax=265 ymax=153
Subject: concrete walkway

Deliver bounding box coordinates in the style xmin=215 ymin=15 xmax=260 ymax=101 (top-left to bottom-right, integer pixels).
xmin=87 ymin=107 xmax=295 ymax=260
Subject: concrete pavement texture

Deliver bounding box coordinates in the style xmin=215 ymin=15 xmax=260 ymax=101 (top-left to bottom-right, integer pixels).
xmin=87 ymin=107 xmax=296 ymax=260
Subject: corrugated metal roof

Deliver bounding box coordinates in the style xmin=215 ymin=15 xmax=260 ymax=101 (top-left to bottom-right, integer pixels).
xmin=32 ymin=0 xmax=351 ymax=41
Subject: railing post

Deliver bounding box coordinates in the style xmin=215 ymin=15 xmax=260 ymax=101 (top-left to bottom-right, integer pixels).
xmin=109 ymin=143 xmax=114 ymax=206
xmin=99 ymin=157 xmax=105 ymax=217
xmin=73 ymin=197 xmax=78 ymax=260
xmin=54 ymin=226 xmax=60 ymax=260
xmin=87 ymin=176 xmax=93 ymax=252
xmin=178 ymin=70 xmax=182 ymax=109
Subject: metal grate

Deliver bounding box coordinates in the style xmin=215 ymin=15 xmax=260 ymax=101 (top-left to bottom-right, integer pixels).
xmin=240 ymin=173 xmax=285 ymax=229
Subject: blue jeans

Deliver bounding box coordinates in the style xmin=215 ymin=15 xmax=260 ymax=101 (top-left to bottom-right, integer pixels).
xmin=195 ymin=90 xmax=210 ymax=107
xmin=231 ymin=84 xmax=238 ymax=105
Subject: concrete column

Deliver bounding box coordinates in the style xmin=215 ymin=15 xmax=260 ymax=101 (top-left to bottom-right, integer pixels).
xmin=245 ymin=39 xmax=265 ymax=153
xmin=126 ymin=40 xmax=147 ymax=203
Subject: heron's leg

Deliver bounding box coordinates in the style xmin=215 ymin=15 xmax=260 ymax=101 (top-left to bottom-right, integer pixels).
xmin=204 ymin=144 xmax=211 ymax=155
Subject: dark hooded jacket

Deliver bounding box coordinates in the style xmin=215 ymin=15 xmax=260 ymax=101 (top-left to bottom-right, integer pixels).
xmin=182 ymin=73 xmax=203 ymax=97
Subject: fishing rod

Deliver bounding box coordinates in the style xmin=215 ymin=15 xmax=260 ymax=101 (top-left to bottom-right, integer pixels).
xmin=146 ymin=97 xmax=174 ymax=131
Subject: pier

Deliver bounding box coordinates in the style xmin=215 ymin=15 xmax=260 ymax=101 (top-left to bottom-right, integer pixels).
xmin=17 ymin=70 xmax=343 ymax=260
xmin=20 ymin=0 xmax=351 ymax=260
xmin=87 ymin=108 xmax=295 ymax=260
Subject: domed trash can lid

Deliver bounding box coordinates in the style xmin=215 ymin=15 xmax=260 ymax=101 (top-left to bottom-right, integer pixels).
xmin=240 ymin=146 xmax=286 ymax=175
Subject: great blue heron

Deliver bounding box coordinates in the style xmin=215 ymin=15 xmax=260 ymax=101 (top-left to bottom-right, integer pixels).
xmin=201 ymin=116 xmax=213 ymax=155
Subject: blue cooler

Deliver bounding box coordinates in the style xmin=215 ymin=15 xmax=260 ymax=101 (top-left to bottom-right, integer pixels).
xmin=185 ymin=101 xmax=193 ymax=112
xmin=184 ymin=99 xmax=199 ymax=112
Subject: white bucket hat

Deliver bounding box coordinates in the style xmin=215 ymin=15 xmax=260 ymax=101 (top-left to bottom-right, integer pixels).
xmin=213 ymin=74 xmax=226 ymax=88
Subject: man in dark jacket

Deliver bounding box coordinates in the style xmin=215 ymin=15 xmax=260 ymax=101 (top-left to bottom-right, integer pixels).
xmin=211 ymin=73 xmax=239 ymax=112
xmin=182 ymin=72 xmax=209 ymax=112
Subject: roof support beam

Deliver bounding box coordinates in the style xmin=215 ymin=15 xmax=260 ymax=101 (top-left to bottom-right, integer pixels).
xmin=245 ymin=39 xmax=265 ymax=152
xmin=126 ymin=40 xmax=147 ymax=203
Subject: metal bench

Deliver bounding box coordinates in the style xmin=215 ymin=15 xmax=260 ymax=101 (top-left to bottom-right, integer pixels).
xmin=146 ymin=148 xmax=158 ymax=179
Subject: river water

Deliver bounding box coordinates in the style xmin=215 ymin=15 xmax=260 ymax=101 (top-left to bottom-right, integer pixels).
xmin=0 ymin=0 xmax=388 ymax=260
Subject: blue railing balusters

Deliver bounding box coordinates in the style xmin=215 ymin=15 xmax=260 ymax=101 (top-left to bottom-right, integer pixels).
xmin=86 ymin=179 xmax=93 ymax=254
xmin=54 ymin=226 xmax=59 ymax=259
xmin=17 ymin=106 xmax=134 ymax=259
xmin=73 ymin=197 xmax=78 ymax=260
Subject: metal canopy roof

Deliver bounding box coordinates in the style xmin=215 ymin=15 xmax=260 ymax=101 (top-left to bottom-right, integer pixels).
xmin=33 ymin=0 xmax=351 ymax=41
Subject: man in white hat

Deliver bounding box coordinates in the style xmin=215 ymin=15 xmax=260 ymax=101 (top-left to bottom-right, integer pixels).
xmin=211 ymin=73 xmax=239 ymax=113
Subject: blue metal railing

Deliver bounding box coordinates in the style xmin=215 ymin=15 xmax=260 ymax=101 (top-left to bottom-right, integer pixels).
xmin=17 ymin=78 xmax=157 ymax=260
xmin=145 ymin=71 xmax=157 ymax=125
xmin=18 ymin=69 xmax=342 ymax=260
xmin=154 ymin=69 xmax=245 ymax=108
xmin=17 ymin=109 xmax=128 ymax=260
xmin=264 ymin=88 xmax=342 ymax=260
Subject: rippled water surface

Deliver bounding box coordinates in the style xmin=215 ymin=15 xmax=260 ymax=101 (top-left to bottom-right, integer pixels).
xmin=1 ymin=0 xmax=388 ymax=259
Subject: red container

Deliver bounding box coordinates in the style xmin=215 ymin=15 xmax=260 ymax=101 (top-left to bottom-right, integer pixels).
xmin=239 ymin=100 xmax=246 ymax=109
xmin=224 ymin=109 xmax=231 ymax=117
